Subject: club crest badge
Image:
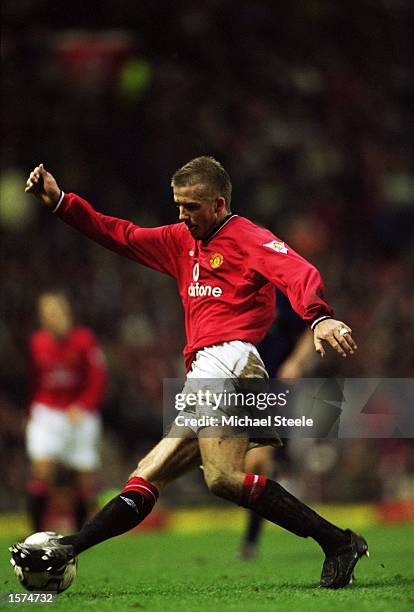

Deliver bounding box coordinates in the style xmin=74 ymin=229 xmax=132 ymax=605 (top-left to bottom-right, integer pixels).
xmin=263 ymin=240 xmax=288 ymax=254
xmin=210 ymin=253 xmax=224 ymax=269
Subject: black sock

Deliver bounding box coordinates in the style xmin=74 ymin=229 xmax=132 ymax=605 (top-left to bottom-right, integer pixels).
xmin=27 ymin=492 xmax=48 ymax=532
xmin=60 ymin=491 xmax=153 ymax=554
xmin=243 ymin=479 xmax=349 ymax=555
xmin=244 ymin=511 xmax=263 ymax=546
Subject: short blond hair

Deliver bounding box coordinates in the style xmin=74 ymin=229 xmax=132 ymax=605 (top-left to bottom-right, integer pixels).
xmin=172 ymin=156 xmax=232 ymax=208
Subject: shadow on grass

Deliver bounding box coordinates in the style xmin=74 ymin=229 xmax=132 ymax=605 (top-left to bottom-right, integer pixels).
xmin=69 ymin=575 xmax=414 ymax=600
xmin=350 ymin=575 xmax=414 ymax=589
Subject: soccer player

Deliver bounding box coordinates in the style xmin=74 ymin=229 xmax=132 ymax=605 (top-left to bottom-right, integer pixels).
xmin=26 ymin=291 xmax=106 ymax=531
xmin=12 ymin=158 xmax=368 ymax=589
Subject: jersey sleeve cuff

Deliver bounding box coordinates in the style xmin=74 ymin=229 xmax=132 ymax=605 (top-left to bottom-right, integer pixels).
xmin=310 ymin=315 xmax=333 ymax=331
xmin=51 ymin=190 xmax=65 ymax=213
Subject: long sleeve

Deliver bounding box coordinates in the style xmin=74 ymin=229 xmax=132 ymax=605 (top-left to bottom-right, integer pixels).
xmin=248 ymin=233 xmax=333 ymax=326
xmin=56 ymin=193 xmax=180 ymax=277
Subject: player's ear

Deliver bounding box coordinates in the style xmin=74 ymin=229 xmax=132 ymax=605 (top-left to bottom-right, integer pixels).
xmin=216 ymin=196 xmax=226 ymax=212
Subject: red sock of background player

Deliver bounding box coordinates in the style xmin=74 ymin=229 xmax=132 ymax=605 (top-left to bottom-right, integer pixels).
xmin=239 ymin=474 xmax=349 ymax=555
xmin=27 ymin=479 xmax=49 ymax=532
xmin=60 ymin=477 xmax=158 ymax=554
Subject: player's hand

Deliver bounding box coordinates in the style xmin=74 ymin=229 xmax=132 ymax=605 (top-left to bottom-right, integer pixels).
xmin=67 ymin=404 xmax=86 ymax=424
xmin=25 ymin=163 xmax=61 ymax=208
xmin=313 ymin=319 xmax=357 ymax=358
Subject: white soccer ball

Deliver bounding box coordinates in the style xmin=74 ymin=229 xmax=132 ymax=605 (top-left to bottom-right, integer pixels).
xmin=12 ymin=531 xmax=77 ymax=593
xmin=24 ymin=531 xmax=60 ymax=546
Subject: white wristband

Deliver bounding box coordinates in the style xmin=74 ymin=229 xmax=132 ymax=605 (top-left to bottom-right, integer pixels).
xmin=311 ymin=315 xmax=332 ymax=331
xmin=52 ymin=190 xmax=65 ymax=213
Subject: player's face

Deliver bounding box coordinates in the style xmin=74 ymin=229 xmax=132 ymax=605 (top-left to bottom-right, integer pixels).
xmin=38 ymin=295 xmax=72 ymax=338
xmin=173 ymin=185 xmax=226 ymax=240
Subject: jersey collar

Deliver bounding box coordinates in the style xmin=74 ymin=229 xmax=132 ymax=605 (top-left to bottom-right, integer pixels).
xmin=202 ymin=213 xmax=237 ymax=245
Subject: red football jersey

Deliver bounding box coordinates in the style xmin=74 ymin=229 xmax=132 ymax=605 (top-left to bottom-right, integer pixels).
xmin=56 ymin=194 xmax=333 ymax=370
xmin=29 ymin=326 xmax=106 ymax=412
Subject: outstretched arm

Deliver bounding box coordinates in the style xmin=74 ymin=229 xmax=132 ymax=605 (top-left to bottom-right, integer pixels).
xmin=25 ymin=164 xmax=179 ymax=276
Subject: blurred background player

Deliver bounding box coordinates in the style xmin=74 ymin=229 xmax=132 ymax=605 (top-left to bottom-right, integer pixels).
xmin=240 ymin=290 xmax=316 ymax=558
xmin=26 ymin=291 xmax=106 ymax=531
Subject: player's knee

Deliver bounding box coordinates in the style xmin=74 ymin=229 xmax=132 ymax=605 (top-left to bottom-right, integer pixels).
xmin=205 ymin=472 xmax=227 ymax=498
xmin=204 ymin=468 xmax=233 ymax=500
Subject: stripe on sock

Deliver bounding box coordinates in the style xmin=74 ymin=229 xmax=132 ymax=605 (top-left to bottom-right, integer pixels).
xmin=240 ymin=473 xmax=267 ymax=508
xmin=121 ymin=477 xmax=159 ymax=506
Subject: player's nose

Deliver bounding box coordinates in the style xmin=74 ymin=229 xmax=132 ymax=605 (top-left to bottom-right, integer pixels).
xmin=178 ymin=206 xmax=189 ymax=221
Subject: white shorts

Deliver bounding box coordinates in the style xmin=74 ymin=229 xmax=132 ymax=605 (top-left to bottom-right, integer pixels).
xmin=187 ymin=341 xmax=268 ymax=380
xmin=26 ymin=403 xmax=101 ymax=471
xmin=179 ymin=341 xmax=280 ymax=447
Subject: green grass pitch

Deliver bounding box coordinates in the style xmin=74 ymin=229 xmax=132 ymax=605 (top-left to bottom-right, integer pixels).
xmin=1 ymin=524 xmax=413 ymax=610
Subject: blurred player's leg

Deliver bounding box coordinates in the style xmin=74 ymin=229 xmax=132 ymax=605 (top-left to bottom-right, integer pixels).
xmin=27 ymin=459 xmax=56 ymax=531
xmin=59 ymin=426 xmax=200 ymax=554
xmin=66 ymin=410 xmax=102 ymax=530
xmin=73 ymin=471 xmax=98 ymax=531
xmin=239 ymin=445 xmax=274 ymax=559
xmin=26 ymin=405 xmax=67 ymax=531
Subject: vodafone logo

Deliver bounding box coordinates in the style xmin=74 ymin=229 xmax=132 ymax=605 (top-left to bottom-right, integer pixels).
xmin=193 ymin=262 xmax=200 ymax=282
xmin=188 ymin=261 xmax=223 ymax=298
